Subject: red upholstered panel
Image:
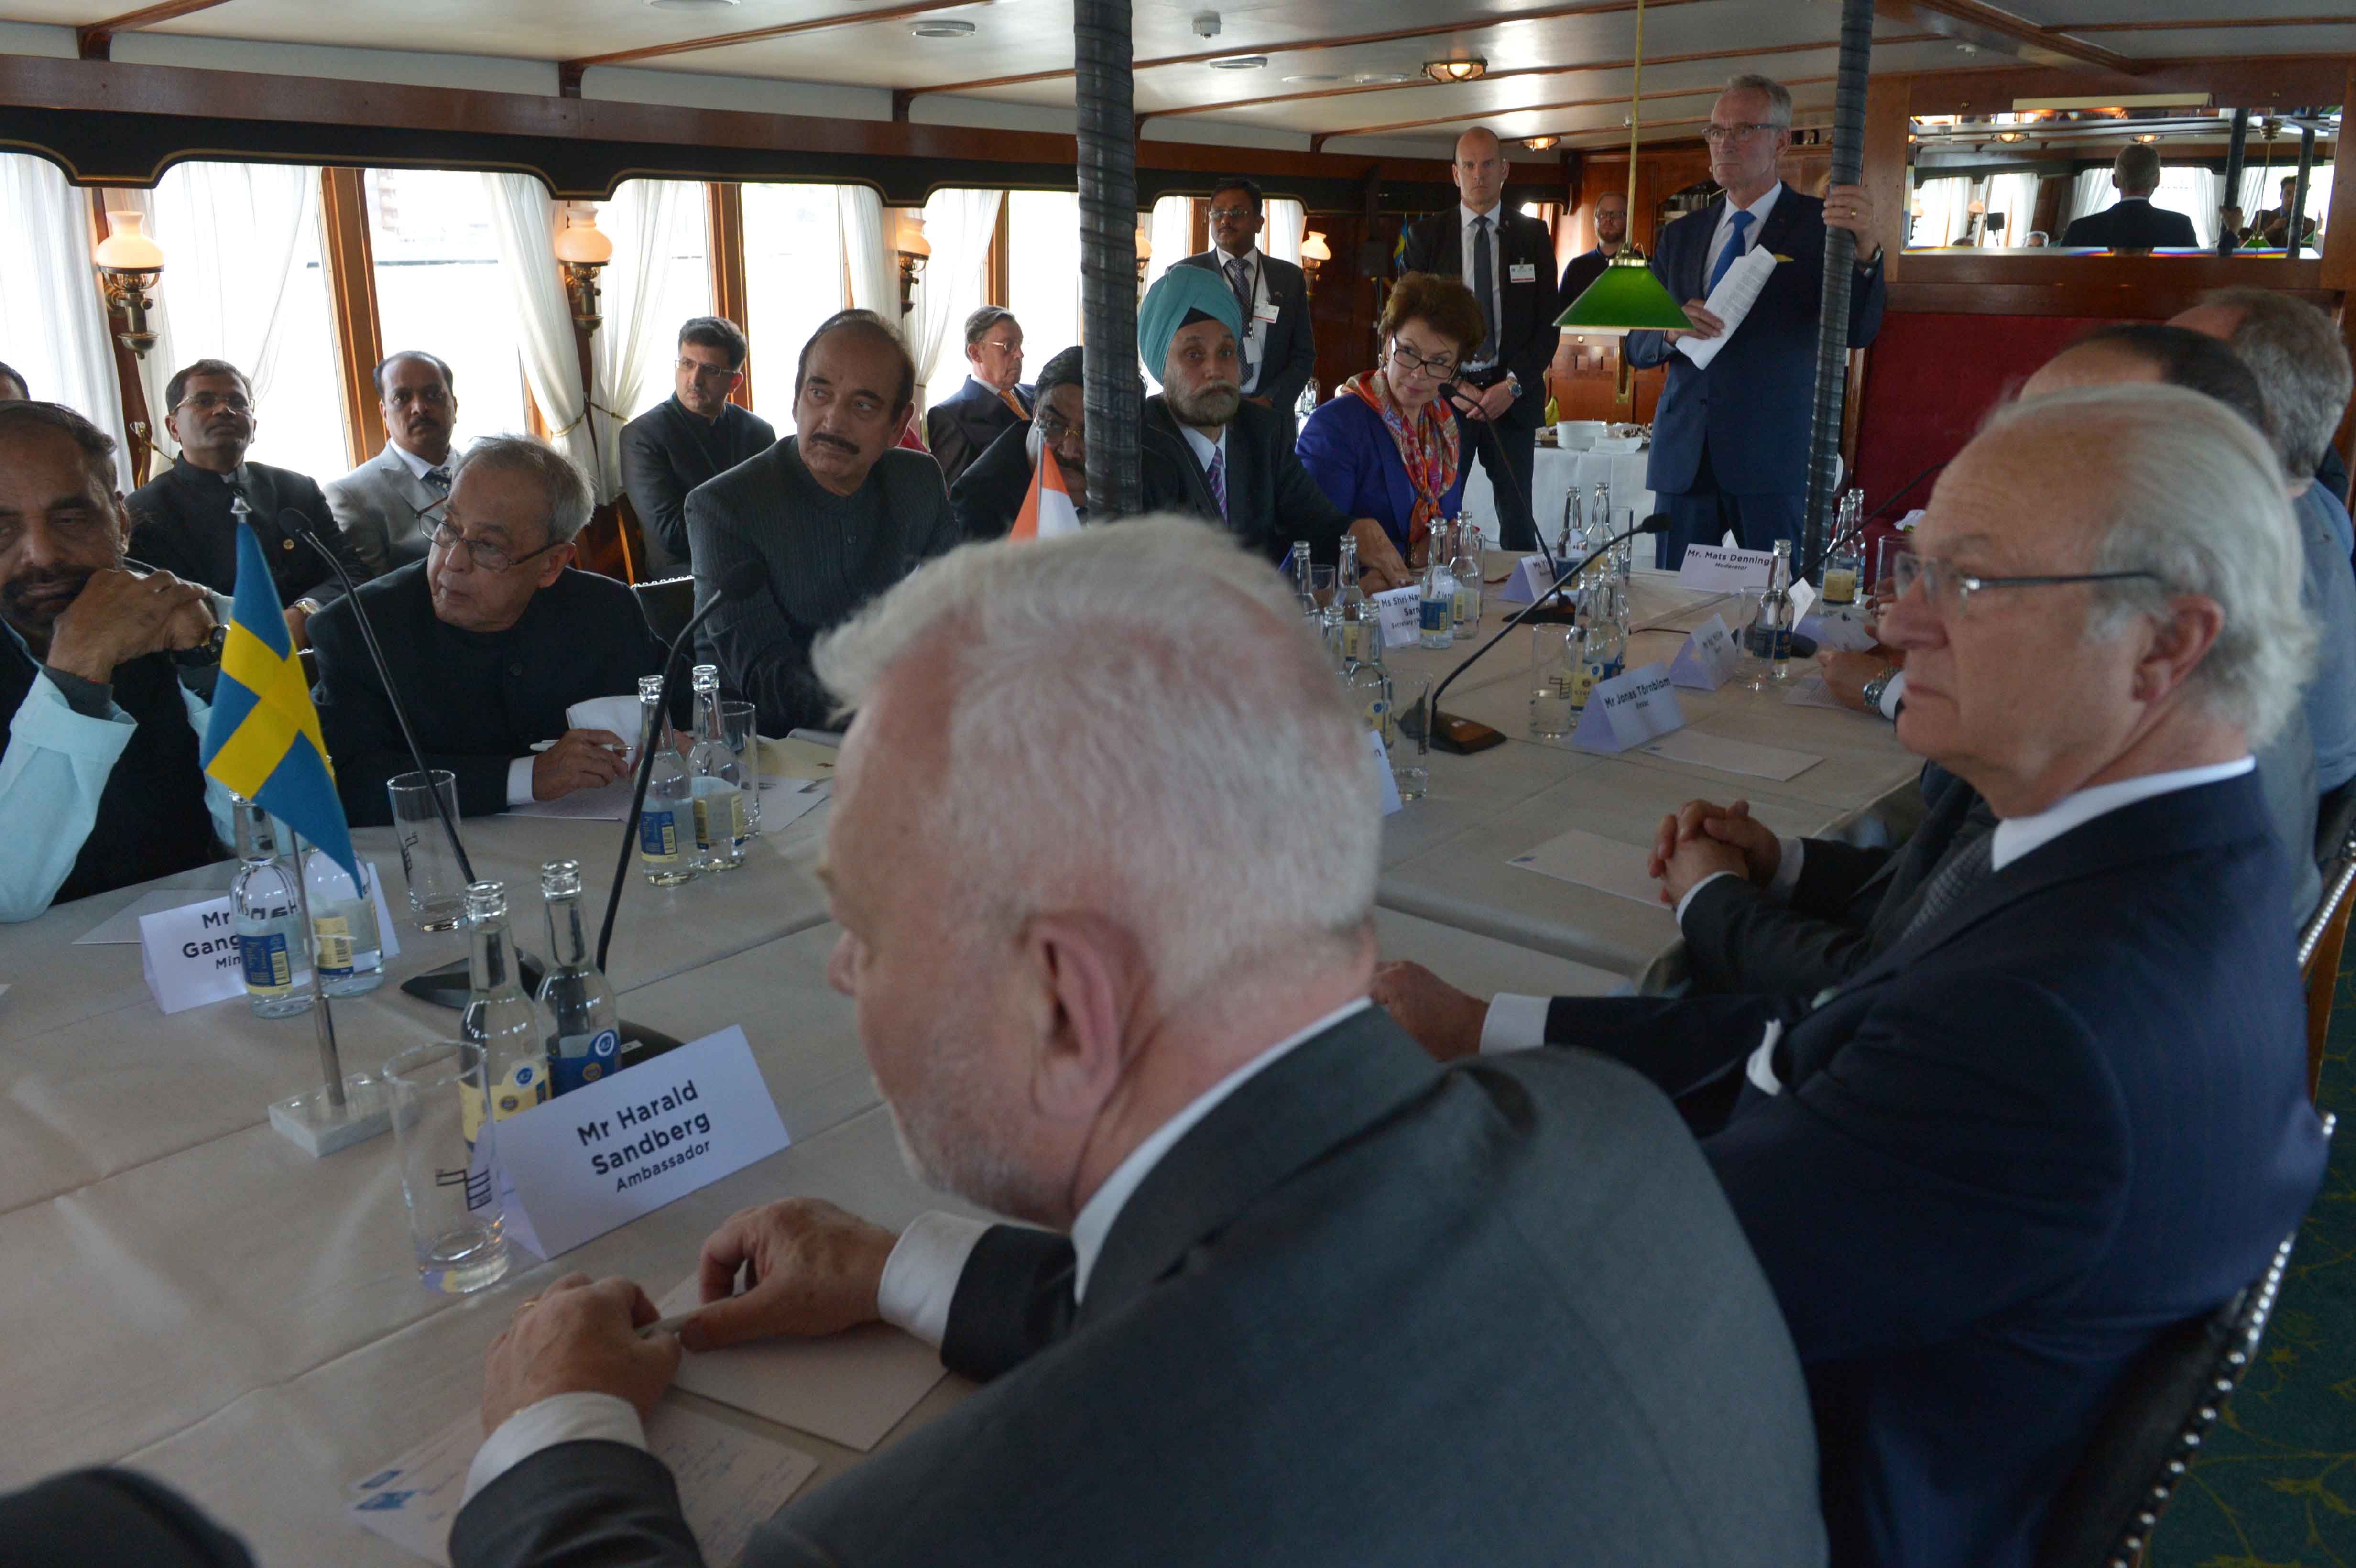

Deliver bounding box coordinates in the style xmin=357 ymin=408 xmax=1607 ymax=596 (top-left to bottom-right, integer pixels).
xmin=1853 ymin=313 xmax=2137 ymax=515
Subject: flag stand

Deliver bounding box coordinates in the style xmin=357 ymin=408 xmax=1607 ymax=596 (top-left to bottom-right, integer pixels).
xmin=267 ymin=828 xmax=392 ymax=1157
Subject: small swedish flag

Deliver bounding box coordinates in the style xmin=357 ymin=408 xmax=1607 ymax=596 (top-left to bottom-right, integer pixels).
xmin=201 ymin=522 xmax=360 ymax=881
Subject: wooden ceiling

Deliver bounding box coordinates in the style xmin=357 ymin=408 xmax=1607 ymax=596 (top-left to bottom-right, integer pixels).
xmin=8 ymin=0 xmax=2349 ymax=153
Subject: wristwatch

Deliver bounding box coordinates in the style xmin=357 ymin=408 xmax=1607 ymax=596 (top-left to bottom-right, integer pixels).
xmin=1856 ymin=244 xmax=1885 ymax=270
xmin=1503 ymin=371 xmax=1523 ymax=400
xmin=1859 ymin=664 xmax=1900 ymax=717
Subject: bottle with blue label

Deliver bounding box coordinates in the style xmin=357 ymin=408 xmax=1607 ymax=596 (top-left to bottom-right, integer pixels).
xmin=687 ymin=664 xmax=748 ymax=874
xmin=1418 ymin=550 xmax=1455 ymax=651
xmin=536 ymin=860 xmax=621 ymax=1097
xmin=229 ymin=797 xmax=313 ymax=1019
xmin=458 ymin=880 xmax=546 ymax=1146
xmin=636 ymin=674 xmax=696 ymax=888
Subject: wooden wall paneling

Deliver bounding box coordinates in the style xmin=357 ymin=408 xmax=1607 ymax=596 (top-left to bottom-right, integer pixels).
xmin=317 ymin=166 xmax=385 ymax=471
xmin=2321 ymin=62 xmax=2356 ymax=293
xmin=705 ymin=182 xmax=753 ymax=410
xmin=1897 ymin=57 xmax=2353 ymax=120
xmin=1859 ymin=76 xmax=1912 ymax=283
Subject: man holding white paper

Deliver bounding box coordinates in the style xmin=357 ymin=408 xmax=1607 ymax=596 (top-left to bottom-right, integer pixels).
xmin=450 ymin=518 xmax=1827 ymax=1567
xmin=1625 ymin=75 xmax=1887 ymax=568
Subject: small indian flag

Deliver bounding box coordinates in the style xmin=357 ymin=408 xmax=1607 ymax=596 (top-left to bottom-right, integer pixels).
xmin=1009 ymin=445 xmax=1082 ymax=541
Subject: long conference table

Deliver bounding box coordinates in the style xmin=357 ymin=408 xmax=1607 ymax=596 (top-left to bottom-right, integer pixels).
xmin=0 ymin=556 xmax=1918 ymax=1562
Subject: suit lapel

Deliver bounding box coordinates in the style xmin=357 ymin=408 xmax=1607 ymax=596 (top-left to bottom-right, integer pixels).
xmin=1682 ymin=201 xmax=1724 ymax=303
xmin=1079 ymin=1010 xmax=1442 ymax=1323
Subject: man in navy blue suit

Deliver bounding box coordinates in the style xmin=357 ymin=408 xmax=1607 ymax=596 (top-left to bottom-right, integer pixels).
xmin=1626 ymin=76 xmax=1887 ymax=566
xmin=1375 ymin=383 xmax=2331 ymax=1568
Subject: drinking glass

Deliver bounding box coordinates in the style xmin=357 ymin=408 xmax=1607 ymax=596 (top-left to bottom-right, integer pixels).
xmin=1392 ymin=673 xmax=1431 ymax=803
xmin=382 ymin=1041 xmax=510 ymax=1296
xmin=720 ymin=700 xmax=762 ymax=836
xmin=385 ymin=770 xmax=466 ymax=931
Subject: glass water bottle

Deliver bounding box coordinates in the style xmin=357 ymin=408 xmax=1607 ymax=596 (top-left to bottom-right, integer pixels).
xmin=636 ymin=674 xmax=695 ymax=888
xmin=688 ymin=664 xmax=748 ymax=873
xmin=537 ymin=860 xmax=622 ymax=1096
xmin=458 ymin=880 xmax=546 ymax=1145
xmin=230 ymin=798 xmax=313 ymax=1018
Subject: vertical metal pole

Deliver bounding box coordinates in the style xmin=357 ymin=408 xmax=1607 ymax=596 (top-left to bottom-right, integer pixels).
xmin=1075 ymin=0 xmax=1142 ymax=519
xmin=288 ymin=829 xmax=348 ymax=1111
xmin=2291 ymin=123 xmax=2317 ymax=259
xmin=2219 ymin=107 xmax=2250 ymax=255
xmin=1800 ymin=0 xmax=1875 ymax=584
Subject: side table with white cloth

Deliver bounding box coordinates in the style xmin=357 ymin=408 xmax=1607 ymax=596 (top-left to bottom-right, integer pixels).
xmin=1461 ymin=443 xmax=1654 ymax=544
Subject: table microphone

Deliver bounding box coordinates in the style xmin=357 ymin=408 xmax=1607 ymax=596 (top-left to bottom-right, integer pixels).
xmin=594 ymin=560 xmax=767 ymax=975
xmin=1439 ymin=379 xmax=1557 ymax=583
xmin=1418 ymin=512 xmax=1669 ymax=756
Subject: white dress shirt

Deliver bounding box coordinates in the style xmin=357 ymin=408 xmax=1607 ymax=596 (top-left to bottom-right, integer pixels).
xmin=465 ymin=996 xmax=1374 ymax=1504
xmin=1478 ymin=756 xmax=2256 ymax=1055
xmin=1706 ymin=182 xmax=1783 ymax=286
xmin=1457 ymin=201 xmax=1506 ymax=370
xmin=387 ymin=440 xmax=450 ymax=484
xmin=1213 ymin=242 xmax=1269 ymax=393
xmin=1176 ymin=421 xmax=1232 ymax=502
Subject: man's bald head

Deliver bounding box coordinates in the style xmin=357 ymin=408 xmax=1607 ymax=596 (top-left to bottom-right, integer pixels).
xmin=1451 ymin=128 xmax=1506 ymax=214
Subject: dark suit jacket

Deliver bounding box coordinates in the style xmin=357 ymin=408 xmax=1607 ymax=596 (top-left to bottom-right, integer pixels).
xmin=1175 ymin=248 xmax=1317 ymax=428
xmin=619 ymin=397 xmax=777 ymax=575
xmin=924 ymin=376 xmax=1031 ymax=490
xmin=0 ymin=1467 xmax=254 ymax=1567
xmin=1625 ymin=189 xmax=1887 ymax=497
xmin=452 ymin=1009 xmax=1829 ymax=1567
xmin=1139 ymin=395 xmax=1353 ymax=566
xmin=129 ymin=457 xmax=365 ymax=609
xmin=1397 ymin=206 xmax=1557 ymax=432
xmin=310 ymin=561 xmax=664 ymax=824
xmin=1295 ymin=389 xmax=1468 ymax=558
xmin=1545 ymin=772 xmax=2329 ymax=1568
xmin=1557 ymin=245 xmax=1614 ymax=312
xmin=948 ymin=421 xmax=1036 ymax=543
xmin=2060 ymin=197 xmax=2198 ymax=250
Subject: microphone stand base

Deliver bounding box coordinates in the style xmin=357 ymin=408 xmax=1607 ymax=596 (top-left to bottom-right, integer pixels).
xmin=269 ymin=1073 xmax=392 ymax=1157
xmin=1430 ymin=713 xmax=1508 ymax=755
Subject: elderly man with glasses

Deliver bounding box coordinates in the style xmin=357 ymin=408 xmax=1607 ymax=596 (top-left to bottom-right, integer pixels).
xmin=923 ymin=305 xmax=1031 ymax=489
xmin=311 ymin=435 xmax=667 ymax=826
xmin=950 ymin=344 xmax=1087 ymax=542
xmin=619 ymin=316 xmax=776 ymax=577
xmin=1375 ymin=383 xmax=2331 ymax=1568
xmin=127 ymin=358 xmax=367 ymax=651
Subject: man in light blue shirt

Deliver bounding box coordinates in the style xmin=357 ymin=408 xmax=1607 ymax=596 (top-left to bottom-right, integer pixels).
xmin=0 ymin=401 xmax=233 ymax=922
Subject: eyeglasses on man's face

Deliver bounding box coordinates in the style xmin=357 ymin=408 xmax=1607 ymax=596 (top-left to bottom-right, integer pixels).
xmin=1891 ymin=550 xmax=2161 ymax=619
xmin=1207 ymin=207 xmax=1257 ymax=223
xmin=1703 ymin=121 xmax=1781 ymax=145
xmin=676 ymin=358 xmax=742 ymax=384
xmin=1034 ymin=408 xmax=1083 ymax=445
xmin=176 ymin=391 xmax=251 ymax=415
xmin=427 ymin=519 xmax=564 ymax=574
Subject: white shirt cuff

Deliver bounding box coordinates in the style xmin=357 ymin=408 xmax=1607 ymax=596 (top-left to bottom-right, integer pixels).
xmin=506 ymin=756 xmax=536 ymax=807
xmin=461 ymin=1391 xmax=644 ymax=1506
xmin=875 ymin=1211 xmax=992 ymax=1350
xmin=1672 ymin=870 xmax=1742 ymax=926
xmin=1876 ymin=670 xmax=1906 ymax=720
xmin=1766 ymin=837 xmax=1806 ymax=901
xmin=1479 ymin=992 xmax=1552 ymax=1054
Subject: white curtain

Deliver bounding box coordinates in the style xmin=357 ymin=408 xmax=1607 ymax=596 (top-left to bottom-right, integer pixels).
xmin=1982 ymin=173 xmax=2039 ymax=247
xmin=1144 ymin=194 xmax=1192 ymax=291
xmin=907 ymin=188 xmax=1003 ymax=415
xmin=587 ymin=180 xmax=684 ymax=501
xmin=837 ymin=186 xmax=898 ymax=321
xmin=1264 ymin=198 xmax=1306 ymax=266
xmin=0 ymin=155 xmax=133 ymax=487
xmin=480 ymin=172 xmax=598 ymax=487
xmin=2154 ymin=167 xmax=2223 ymax=248
xmin=1910 ymin=177 xmax=1973 ymax=248
xmin=2064 ymin=169 xmax=2115 ymax=231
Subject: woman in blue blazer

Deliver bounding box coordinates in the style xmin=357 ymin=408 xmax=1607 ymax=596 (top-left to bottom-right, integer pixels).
xmin=1297 ymin=272 xmax=1484 ymax=566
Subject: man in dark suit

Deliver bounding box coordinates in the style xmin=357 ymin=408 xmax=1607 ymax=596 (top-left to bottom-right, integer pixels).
xmin=618 ymin=316 xmax=776 ymax=577
xmin=0 ymin=1468 xmax=254 ymax=1567
xmin=1176 ymin=176 xmax=1317 ymax=439
xmin=1398 ymin=127 xmax=1559 ymax=550
xmin=128 ymin=359 xmax=366 ymax=650
xmin=951 ymin=344 xmax=1084 ymax=542
xmin=688 ymin=311 xmax=961 ymax=735
xmin=1376 ymin=384 xmax=2332 ymax=1568
xmin=1626 ymin=76 xmax=1887 ymax=566
xmin=311 ymin=436 xmax=663 ymax=825
xmin=1556 ymin=186 xmax=1629 ymax=311
xmin=1134 ymin=265 xmax=1409 ymax=584
xmin=448 ymin=516 xmax=1829 ymax=1568
xmin=921 ymin=306 xmax=1030 ymax=488
xmin=2061 ymin=144 xmax=2199 ymax=250
xmin=324 ymin=350 xmax=458 ymax=578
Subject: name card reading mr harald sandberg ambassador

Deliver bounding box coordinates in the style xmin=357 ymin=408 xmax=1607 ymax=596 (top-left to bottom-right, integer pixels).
xmin=495 ymin=1025 xmax=789 ymax=1259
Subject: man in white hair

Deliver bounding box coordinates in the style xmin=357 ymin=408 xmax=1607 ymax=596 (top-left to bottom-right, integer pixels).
xmin=448 ymin=518 xmax=1830 ymax=1567
xmin=1377 ymin=385 xmax=2332 ymax=1568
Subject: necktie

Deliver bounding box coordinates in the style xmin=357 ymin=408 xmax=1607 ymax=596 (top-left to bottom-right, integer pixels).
xmin=1706 ymin=208 xmax=1756 ymax=294
xmin=998 ymin=387 xmax=1029 ymax=422
xmin=1225 ymin=254 xmax=1254 ymax=323
xmin=1897 ymin=820 xmax=1996 ymax=943
xmin=1205 ymin=446 xmax=1228 ymax=520
xmin=422 ymin=466 xmax=452 ymax=495
xmin=1471 ymin=215 xmax=1497 ymax=359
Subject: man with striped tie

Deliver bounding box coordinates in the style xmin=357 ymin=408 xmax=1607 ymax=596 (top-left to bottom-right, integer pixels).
xmin=1176 ymin=176 xmax=1317 ymax=441
xmin=325 ymin=350 xmax=460 ymax=578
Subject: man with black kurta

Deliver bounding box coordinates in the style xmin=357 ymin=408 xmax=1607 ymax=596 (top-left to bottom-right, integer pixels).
xmin=618 ymin=316 xmax=776 ymax=577
xmin=310 ymin=436 xmax=665 ymax=827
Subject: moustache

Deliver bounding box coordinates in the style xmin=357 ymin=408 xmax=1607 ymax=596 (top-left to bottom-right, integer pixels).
xmin=808 ymin=433 xmax=860 ymax=455
xmin=2 ymin=569 xmax=93 ymax=616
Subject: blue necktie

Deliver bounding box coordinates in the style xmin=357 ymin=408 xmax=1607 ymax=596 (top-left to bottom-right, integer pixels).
xmin=1706 ymin=209 xmax=1756 ymax=294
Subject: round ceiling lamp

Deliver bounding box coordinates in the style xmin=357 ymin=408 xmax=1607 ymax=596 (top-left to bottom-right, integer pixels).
xmin=911 ymin=18 xmax=977 ymax=36
xmin=1425 ymin=58 xmax=1488 ymax=84
xmin=1208 ymin=55 xmax=1269 ymax=69
xmin=1523 ymin=135 xmax=1560 ymax=150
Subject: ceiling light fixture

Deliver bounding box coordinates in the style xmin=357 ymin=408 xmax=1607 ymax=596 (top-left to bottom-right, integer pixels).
xmin=911 ymin=18 xmax=977 ymax=37
xmin=1208 ymin=54 xmax=1268 ymax=69
xmin=1995 ymin=131 xmax=2022 ymax=142
xmin=1425 ymin=58 xmax=1487 ymax=84
xmin=1523 ymin=135 xmax=1560 ymax=150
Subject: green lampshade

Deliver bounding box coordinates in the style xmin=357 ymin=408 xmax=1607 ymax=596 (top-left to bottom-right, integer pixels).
xmin=1554 ymin=253 xmax=1694 ymax=333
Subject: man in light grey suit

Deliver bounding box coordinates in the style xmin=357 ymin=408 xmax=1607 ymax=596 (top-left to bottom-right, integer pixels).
xmin=685 ymin=311 xmax=960 ymax=735
xmin=323 ymin=351 xmax=457 ymax=577
xmin=448 ymin=519 xmax=1828 ymax=1568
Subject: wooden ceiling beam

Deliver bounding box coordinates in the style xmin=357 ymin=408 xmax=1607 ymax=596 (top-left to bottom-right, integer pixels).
xmin=1879 ymin=0 xmax=2139 ymax=74
xmin=1309 ymin=72 xmax=1842 ymax=150
xmin=2046 ymin=15 xmax=2348 ymax=34
xmin=76 ymin=0 xmax=233 ymax=61
xmin=561 ymin=0 xmax=981 ymax=75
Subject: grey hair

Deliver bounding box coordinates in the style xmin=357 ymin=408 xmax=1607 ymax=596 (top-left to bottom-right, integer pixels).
xmin=813 ymin=516 xmax=1378 ymax=1009
xmin=2198 ymin=287 xmax=2354 ymax=477
xmin=1724 ymin=74 xmax=1794 ymax=128
xmin=2112 ymin=143 xmax=2163 ymax=196
xmin=1981 ymin=383 xmax=2315 ymax=748
xmin=449 ymin=435 xmax=593 ymax=546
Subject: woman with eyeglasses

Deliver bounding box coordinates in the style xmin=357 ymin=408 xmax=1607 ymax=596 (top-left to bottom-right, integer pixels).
xmin=1296 ymin=272 xmax=1484 ymax=567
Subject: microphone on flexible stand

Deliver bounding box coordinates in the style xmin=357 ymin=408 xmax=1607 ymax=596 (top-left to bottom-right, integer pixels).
xmin=1439 ymin=378 xmax=1556 ymax=582
xmin=1414 ymin=511 xmax=1670 ymax=756
xmin=1865 ymin=459 xmax=1947 ymax=522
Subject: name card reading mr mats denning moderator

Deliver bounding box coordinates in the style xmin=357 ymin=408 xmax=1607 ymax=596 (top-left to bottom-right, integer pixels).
xmin=497 ymin=1025 xmax=789 ymax=1259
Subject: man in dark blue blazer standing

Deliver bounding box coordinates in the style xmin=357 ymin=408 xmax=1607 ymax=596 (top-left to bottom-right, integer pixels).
xmin=1626 ymin=76 xmax=1887 ymax=566
xmin=1376 ymin=383 xmax=2331 ymax=1568
xmin=2060 ymin=144 xmax=2199 ymax=250
xmin=1176 ymin=176 xmax=1318 ymax=442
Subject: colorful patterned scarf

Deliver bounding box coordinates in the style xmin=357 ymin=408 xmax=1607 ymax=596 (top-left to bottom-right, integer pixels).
xmin=1345 ymin=367 xmax=1459 ymax=559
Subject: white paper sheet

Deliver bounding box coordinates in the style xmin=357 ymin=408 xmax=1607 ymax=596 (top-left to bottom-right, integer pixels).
xmin=760 ymin=737 xmax=839 ymax=782
xmin=1508 ymin=829 xmax=1671 ymax=911
xmin=1674 ymin=245 xmax=1777 ymax=371
xmin=656 ymin=1275 xmax=950 ymax=1453
xmin=756 ymin=779 xmax=830 ymax=834
xmin=504 ymin=778 xmax=640 ymax=821
xmin=349 ymin=1401 xmax=818 ymax=1567
xmin=1782 ymin=674 xmax=1854 ymax=712
xmin=1638 ymin=728 xmax=1823 ymax=782
xmin=565 ymin=694 xmax=643 ymax=740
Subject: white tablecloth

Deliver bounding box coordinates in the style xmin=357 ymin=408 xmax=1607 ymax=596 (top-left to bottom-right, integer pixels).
xmin=1460 ymin=444 xmax=1654 ymax=544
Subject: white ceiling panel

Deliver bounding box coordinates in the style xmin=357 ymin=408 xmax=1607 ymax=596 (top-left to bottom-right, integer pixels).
xmin=2066 ymin=23 xmax=2356 ymax=60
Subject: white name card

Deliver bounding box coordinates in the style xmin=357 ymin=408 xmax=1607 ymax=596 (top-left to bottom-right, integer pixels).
xmin=1367 ymin=729 xmax=1404 ymax=815
xmin=139 ymin=896 xmax=246 ymax=1014
xmin=1669 ymin=613 xmax=1742 ymax=691
xmin=1789 ymin=576 xmax=1817 ymax=625
xmin=1571 ymin=661 xmax=1687 ymax=753
xmin=1678 ymin=544 xmax=1774 ymax=594
xmin=1496 ymin=555 xmax=1558 ymax=605
xmin=1373 ymin=585 xmax=1423 ymax=649
xmin=495 ymin=1025 xmax=790 ymax=1260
